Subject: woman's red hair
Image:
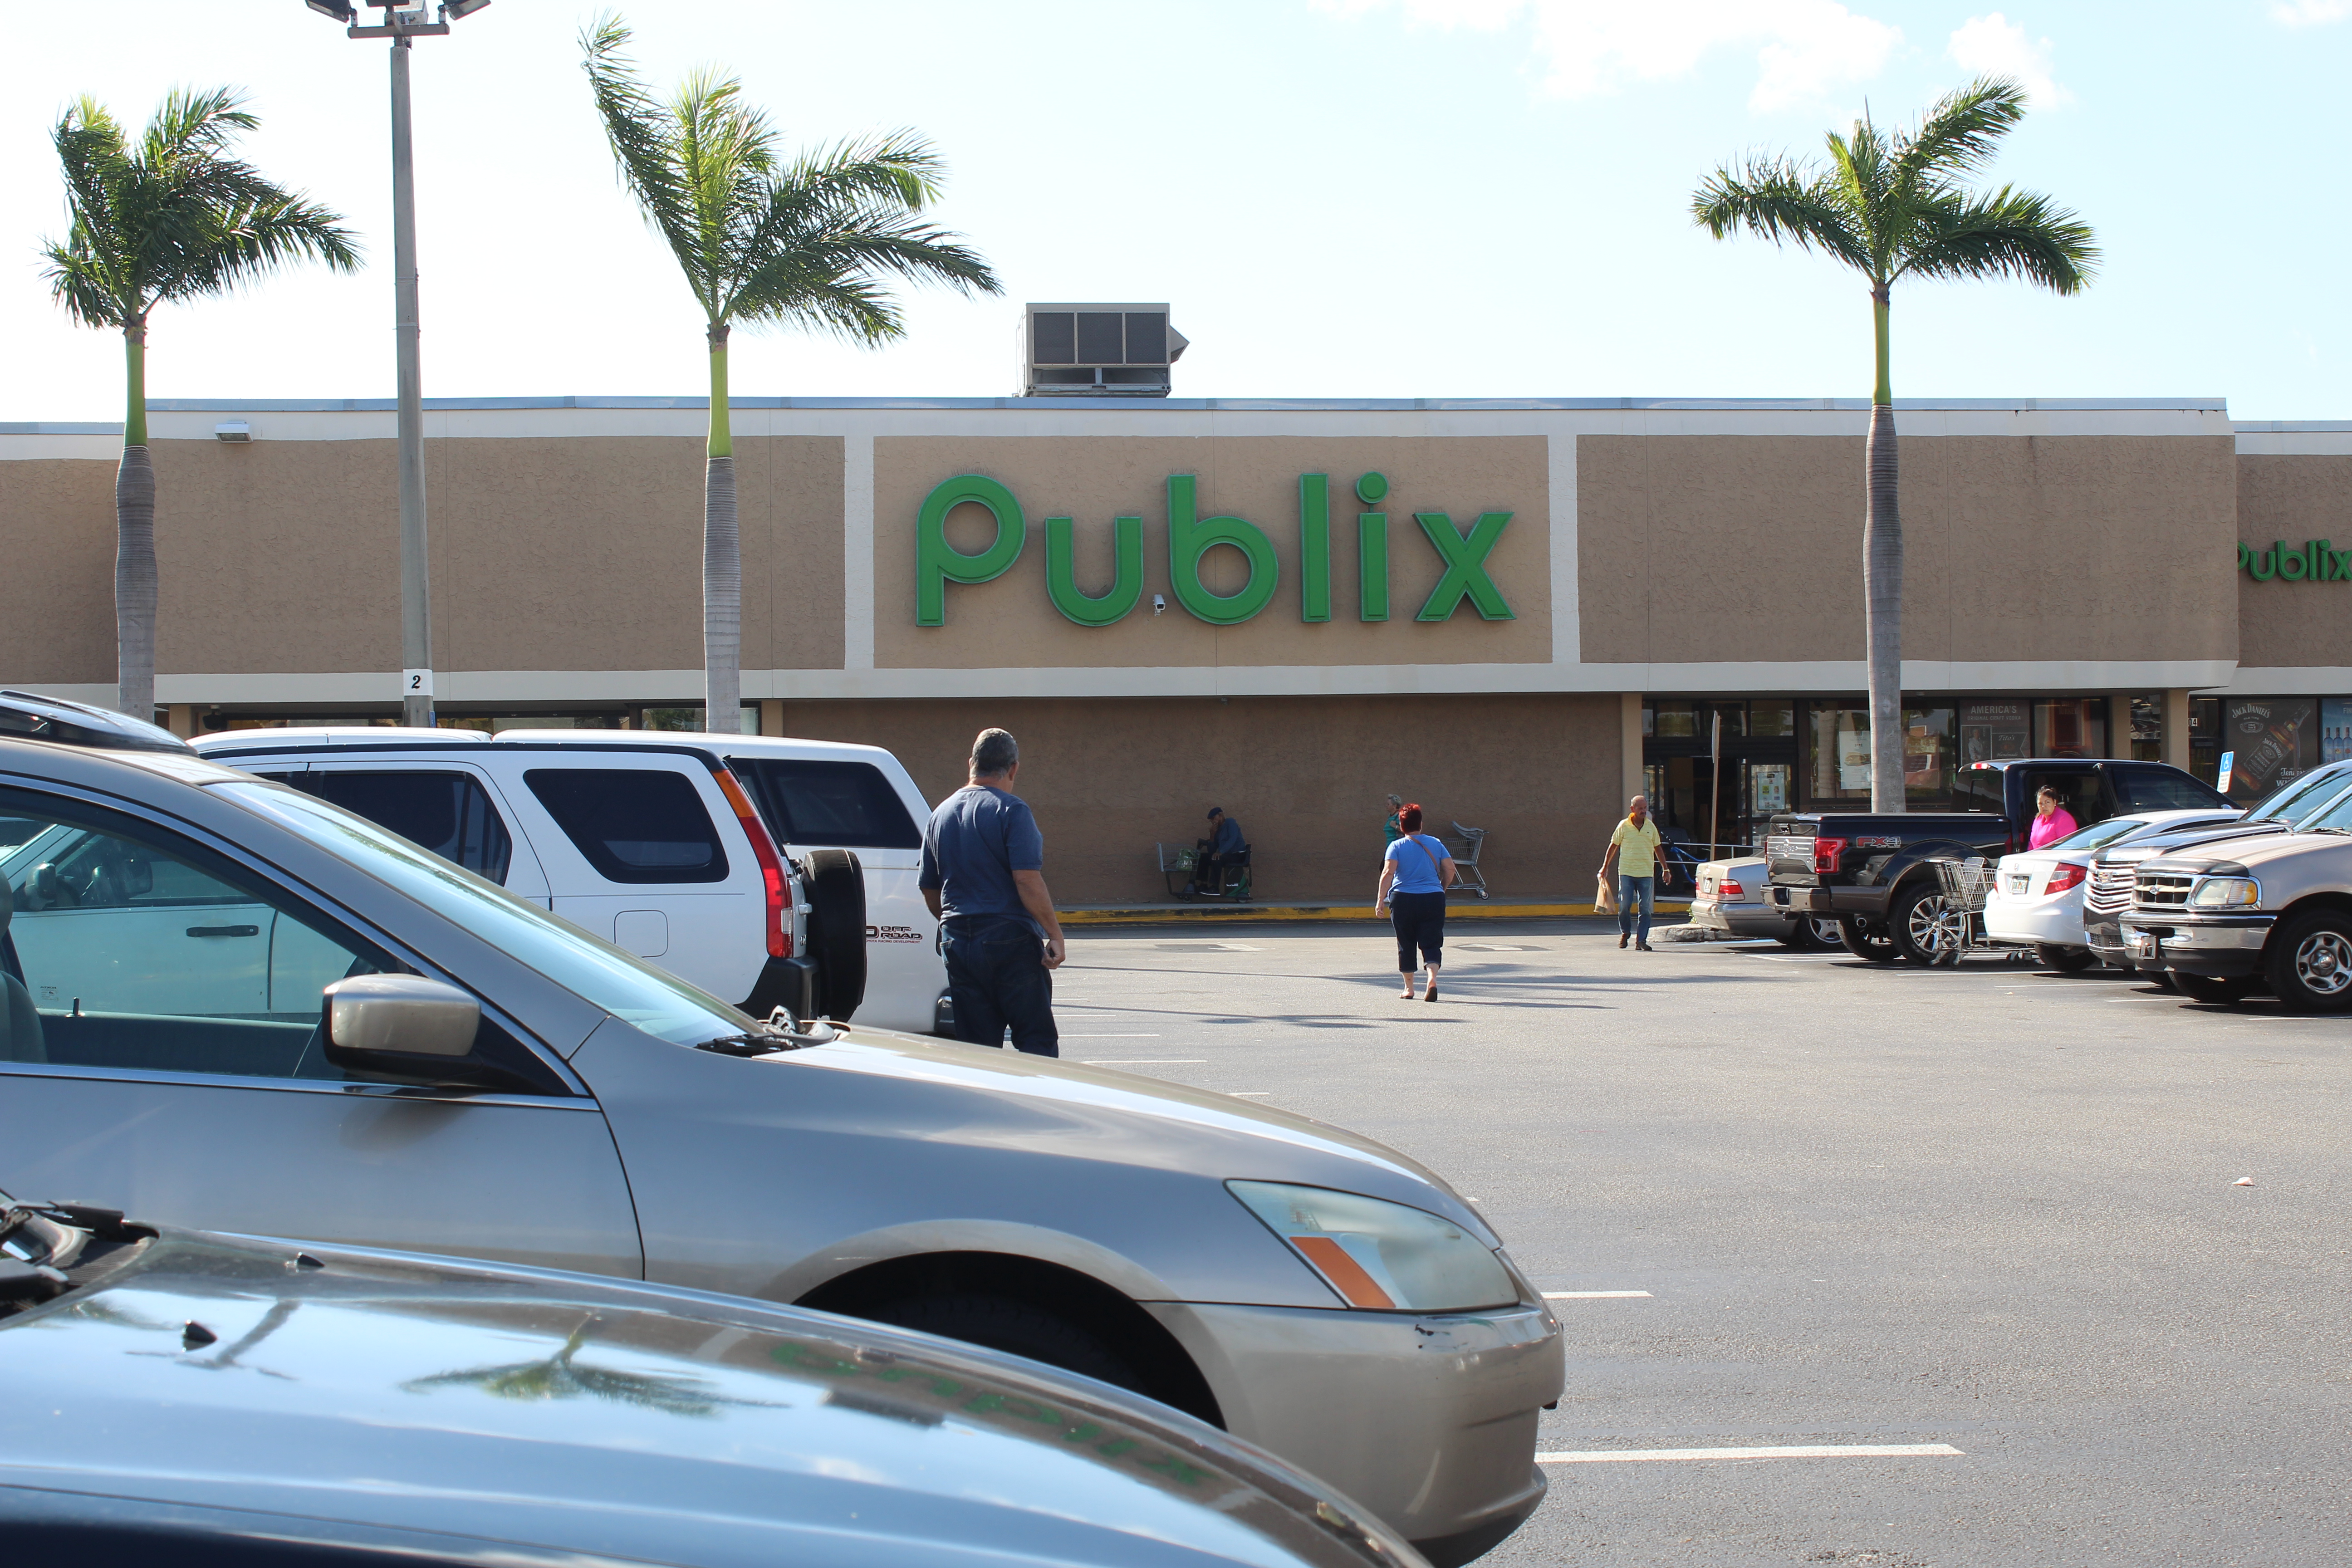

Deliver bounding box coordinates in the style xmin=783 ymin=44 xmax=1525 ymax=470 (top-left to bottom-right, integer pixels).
xmin=1398 ymin=802 xmax=1424 ymax=832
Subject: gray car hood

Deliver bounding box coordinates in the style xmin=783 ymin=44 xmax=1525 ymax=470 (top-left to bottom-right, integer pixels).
xmin=0 ymin=1228 xmax=1412 ymax=1568
xmin=766 ymin=1025 xmax=1491 ymax=1238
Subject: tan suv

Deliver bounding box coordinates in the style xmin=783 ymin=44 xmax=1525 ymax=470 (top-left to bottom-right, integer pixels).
xmin=2119 ymin=792 xmax=2352 ymax=1009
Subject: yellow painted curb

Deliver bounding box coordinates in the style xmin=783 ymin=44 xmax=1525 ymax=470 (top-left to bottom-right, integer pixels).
xmin=1058 ymin=901 xmax=1691 ymax=926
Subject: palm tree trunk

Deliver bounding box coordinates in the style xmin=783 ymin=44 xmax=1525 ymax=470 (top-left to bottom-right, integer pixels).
xmin=116 ymin=318 xmax=157 ymax=720
xmin=1864 ymin=287 xmax=1902 ymax=813
xmin=703 ymin=323 xmax=740 ymax=732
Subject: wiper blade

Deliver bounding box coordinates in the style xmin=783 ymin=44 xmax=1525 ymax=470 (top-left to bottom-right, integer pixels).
xmin=693 ymin=1019 xmax=838 ymax=1057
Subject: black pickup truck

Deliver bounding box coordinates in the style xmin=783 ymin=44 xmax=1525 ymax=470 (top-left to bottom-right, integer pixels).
xmin=1764 ymin=757 xmax=2231 ymax=964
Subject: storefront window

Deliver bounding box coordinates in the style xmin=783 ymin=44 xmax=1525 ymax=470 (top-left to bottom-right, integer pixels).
xmin=2323 ymin=699 xmax=2352 ymax=765
xmin=2033 ymin=698 xmax=2107 ymax=760
xmin=1903 ymin=706 xmax=1955 ymax=804
xmin=2189 ymin=696 xmax=2221 ymax=786
xmin=1750 ymin=699 xmax=1794 ymax=738
xmin=1807 ymin=703 xmax=1872 ymax=803
xmin=2223 ymin=698 xmax=2318 ymax=804
xmin=1960 ymin=701 xmax=2029 ymax=764
xmin=1651 ymin=701 xmax=1697 ymax=740
xmin=2130 ymin=695 xmax=2164 ymax=762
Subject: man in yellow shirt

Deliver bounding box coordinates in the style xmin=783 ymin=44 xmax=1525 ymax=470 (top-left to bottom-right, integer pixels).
xmin=1600 ymin=794 xmax=1673 ymax=951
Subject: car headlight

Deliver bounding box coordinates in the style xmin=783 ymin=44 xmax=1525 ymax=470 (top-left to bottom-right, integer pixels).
xmin=1227 ymin=1180 xmax=1519 ymax=1312
xmin=2189 ymin=876 xmax=2260 ymax=907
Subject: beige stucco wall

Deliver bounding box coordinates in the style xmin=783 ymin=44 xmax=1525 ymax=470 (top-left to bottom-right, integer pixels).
xmin=2236 ymin=453 xmax=2352 ymax=668
xmin=10 ymin=436 xmax=847 ymax=681
xmin=1579 ymin=434 xmax=2239 ymax=667
xmin=0 ymin=459 xmax=118 ymax=686
xmin=873 ymin=436 xmax=1549 ymax=669
xmin=772 ymin=693 xmax=1620 ymax=902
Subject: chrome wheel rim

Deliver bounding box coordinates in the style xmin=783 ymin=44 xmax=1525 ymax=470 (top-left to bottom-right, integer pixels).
xmin=2293 ymin=930 xmax=2352 ymax=997
xmin=1907 ymin=895 xmax=1959 ymax=956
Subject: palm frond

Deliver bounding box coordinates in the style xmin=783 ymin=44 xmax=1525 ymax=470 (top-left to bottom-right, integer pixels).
xmin=1896 ymin=185 xmax=2098 ymax=294
xmin=579 ymin=12 xmax=713 ymax=309
xmin=143 ymin=87 xmax=259 ymax=165
xmin=41 ymin=85 xmax=354 ymax=330
xmin=779 ymin=131 xmax=945 ymax=211
xmin=1691 ymin=152 xmax=1872 ymax=274
xmin=1890 ymin=77 xmax=2026 ymax=194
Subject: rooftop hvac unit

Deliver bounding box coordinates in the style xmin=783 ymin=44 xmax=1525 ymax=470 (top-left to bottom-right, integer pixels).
xmin=1019 ymin=304 xmax=1188 ymax=397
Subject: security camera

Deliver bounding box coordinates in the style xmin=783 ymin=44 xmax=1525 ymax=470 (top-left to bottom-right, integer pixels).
xmin=1152 ymin=594 xmax=1166 ymax=614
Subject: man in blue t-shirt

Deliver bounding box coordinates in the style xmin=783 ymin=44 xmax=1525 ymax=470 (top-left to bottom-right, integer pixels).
xmin=919 ymin=727 xmax=1067 ymax=1056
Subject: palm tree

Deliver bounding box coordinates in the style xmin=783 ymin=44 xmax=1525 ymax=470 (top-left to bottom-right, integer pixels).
xmin=1693 ymin=78 xmax=2096 ymax=810
xmin=580 ymin=15 xmax=1000 ymax=729
xmin=42 ymin=90 xmax=359 ymax=720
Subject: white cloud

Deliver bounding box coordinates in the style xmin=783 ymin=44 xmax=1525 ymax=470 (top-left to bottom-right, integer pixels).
xmin=1310 ymin=0 xmax=1902 ymax=112
xmin=1946 ymin=13 xmax=2073 ymax=108
xmin=2272 ymin=0 xmax=2352 ymax=24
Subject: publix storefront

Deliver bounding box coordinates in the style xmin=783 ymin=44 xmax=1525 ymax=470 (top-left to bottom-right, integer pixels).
xmin=4 ymin=394 xmax=2350 ymax=900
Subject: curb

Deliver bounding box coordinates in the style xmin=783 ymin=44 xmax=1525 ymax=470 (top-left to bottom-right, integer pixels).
xmin=1058 ymin=900 xmax=1692 ymax=926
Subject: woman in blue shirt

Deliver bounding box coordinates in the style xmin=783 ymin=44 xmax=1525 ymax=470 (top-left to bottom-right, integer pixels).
xmin=1375 ymin=803 xmax=1458 ymax=1001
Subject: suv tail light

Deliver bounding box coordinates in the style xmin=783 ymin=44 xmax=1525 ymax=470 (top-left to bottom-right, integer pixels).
xmin=2046 ymin=862 xmax=2087 ymax=894
xmin=713 ymin=767 xmax=792 ymax=959
xmin=1813 ymin=838 xmax=1847 ymax=874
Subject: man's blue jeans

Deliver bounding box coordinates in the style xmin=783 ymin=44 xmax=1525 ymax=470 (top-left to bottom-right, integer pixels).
xmin=1617 ymin=874 xmax=1656 ymax=943
xmin=942 ymin=914 xmax=1059 ymax=1056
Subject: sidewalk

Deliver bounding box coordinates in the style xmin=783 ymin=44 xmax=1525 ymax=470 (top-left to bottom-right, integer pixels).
xmin=1058 ymin=894 xmax=1691 ymax=926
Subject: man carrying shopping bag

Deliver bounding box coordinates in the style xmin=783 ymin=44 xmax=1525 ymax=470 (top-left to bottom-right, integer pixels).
xmin=1600 ymin=794 xmax=1671 ymax=951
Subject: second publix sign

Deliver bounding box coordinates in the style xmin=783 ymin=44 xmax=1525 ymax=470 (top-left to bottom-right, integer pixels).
xmin=2241 ymin=539 xmax=2352 ymax=582
xmin=916 ymin=470 xmax=1515 ymax=627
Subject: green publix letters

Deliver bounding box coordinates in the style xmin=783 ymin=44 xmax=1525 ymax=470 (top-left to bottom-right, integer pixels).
xmin=2241 ymin=539 xmax=2352 ymax=582
xmin=916 ymin=470 xmax=1515 ymax=628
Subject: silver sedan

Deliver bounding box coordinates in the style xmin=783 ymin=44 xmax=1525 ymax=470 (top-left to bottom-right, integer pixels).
xmin=0 ymin=737 xmax=1561 ymax=1564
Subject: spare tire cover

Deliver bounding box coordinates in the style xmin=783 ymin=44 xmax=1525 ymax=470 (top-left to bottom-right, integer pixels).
xmin=804 ymin=849 xmax=867 ymax=1020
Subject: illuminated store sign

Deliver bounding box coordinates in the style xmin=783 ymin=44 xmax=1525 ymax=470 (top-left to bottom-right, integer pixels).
xmin=916 ymin=470 xmax=1515 ymax=627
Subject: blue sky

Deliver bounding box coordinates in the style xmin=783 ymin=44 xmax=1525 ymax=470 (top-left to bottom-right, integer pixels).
xmin=5 ymin=1 xmax=2347 ymax=421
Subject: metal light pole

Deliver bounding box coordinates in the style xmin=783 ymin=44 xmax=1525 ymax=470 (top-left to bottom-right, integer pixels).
xmin=308 ymin=0 xmax=490 ymax=727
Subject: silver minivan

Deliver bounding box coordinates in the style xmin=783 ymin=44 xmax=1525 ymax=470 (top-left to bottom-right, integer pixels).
xmin=0 ymin=737 xmax=1561 ymax=1565
xmin=191 ymin=727 xmax=948 ymax=1035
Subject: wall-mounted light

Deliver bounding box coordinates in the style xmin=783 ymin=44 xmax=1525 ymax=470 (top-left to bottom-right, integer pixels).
xmin=215 ymin=421 xmax=252 ymax=443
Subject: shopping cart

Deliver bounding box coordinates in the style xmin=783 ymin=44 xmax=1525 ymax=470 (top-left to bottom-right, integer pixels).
xmin=1926 ymin=856 xmax=1999 ymax=966
xmin=1444 ymin=822 xmax=1490 ymax=899
xmin=1157 ymin=841 xmax=1253 ymax=902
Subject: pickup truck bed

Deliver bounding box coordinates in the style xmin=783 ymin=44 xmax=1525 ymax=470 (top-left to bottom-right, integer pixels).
xmin=1764 ymin=811 xmax=2009 ymax=964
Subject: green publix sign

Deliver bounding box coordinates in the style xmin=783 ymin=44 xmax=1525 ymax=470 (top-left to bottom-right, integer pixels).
xmin=916 ymin=470 xmax=1515 ymax=627
xmin=2240 ymin=539 xmax=2352 ymax=582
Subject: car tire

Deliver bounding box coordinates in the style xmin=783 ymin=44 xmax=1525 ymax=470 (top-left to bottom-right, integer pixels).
xmin=2265 ymin=910 xmax=2352 ymax=1013
xmin=1891 ymin=879 xmax=1958 ymax=966
xmin=1838 ymin=916 xmax=1898 ymax=963
xmin=2036 ymin=943 xmax=2098 ymax=973
xmin=859 ymin=1291 xmax=1149 ymax=1400
xmin=804 ymin=849 xmax=868 ymax=1021
xmin=2175 ymin=972 xmax=2255 ymax=1006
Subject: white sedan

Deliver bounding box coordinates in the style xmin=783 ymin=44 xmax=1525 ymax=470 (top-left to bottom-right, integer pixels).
xmin=1985 ymin=808 xmax=2240 ymax=969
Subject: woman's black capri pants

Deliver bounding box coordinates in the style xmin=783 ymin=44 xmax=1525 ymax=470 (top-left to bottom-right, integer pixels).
xmin=1390 ymin=889 xmax=1446 ymax=970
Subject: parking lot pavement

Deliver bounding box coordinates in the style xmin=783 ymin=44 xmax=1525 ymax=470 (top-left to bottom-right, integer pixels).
xmin=1056 ymin=921 xmax=2352 ymax=1567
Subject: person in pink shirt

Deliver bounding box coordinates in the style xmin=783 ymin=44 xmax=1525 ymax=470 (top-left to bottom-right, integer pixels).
xmin=2028 ymin=784 xmax=2078 ymax=849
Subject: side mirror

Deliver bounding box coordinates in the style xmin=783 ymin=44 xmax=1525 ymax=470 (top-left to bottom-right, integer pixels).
xmin=321 ymin=974 xmax=483 ymax=1081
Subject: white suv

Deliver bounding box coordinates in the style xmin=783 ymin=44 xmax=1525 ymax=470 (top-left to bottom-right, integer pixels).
xmin=190 ymin=728 xmax=946 ymax=1034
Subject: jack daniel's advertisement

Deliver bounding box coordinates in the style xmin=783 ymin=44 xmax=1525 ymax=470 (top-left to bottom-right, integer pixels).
xmin=2224 ymin=698 xmax=2316 ymax=803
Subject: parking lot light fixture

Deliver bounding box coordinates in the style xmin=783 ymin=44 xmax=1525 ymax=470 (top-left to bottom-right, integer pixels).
xmin=305 ymin=0 xmax=490 ymax=726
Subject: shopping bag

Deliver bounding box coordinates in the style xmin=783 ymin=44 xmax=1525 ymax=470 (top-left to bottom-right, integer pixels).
xmin=1593 ymin=872 xmax=1618 ymax=916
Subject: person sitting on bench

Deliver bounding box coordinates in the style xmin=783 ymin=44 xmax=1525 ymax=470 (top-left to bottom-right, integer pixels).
xmin=1190 ymin=806 xmax=1245 ymax=895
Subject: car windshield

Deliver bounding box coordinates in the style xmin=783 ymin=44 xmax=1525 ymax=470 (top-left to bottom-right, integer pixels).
xmin=211 ymin=779 xmax=753 ymax=1047
xmin=2042 ymin=817 xmax=2150 ymax=853
xmin=2240 ymin=768 xmax=2352 ymax=826
xmin=2290 ymin=786 xmax=2352 ymax=837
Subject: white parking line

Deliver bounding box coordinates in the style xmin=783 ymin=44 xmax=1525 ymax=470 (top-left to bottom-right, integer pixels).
xmin=1231 ymin=1091 xmax=1272 ymax=1098
xmin=1080 ymin=1058 xmax=1206 ymax=1065
xmin=1541 ymin=1290 xmax=1653 ymax=1300
xmin=1537 ymin=1443 xmax=1963 ymax=1464
xmin=1062 ymin=1034 xmax=1163 ymax=1038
